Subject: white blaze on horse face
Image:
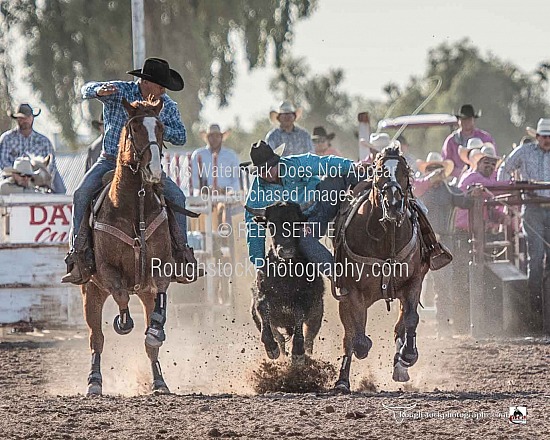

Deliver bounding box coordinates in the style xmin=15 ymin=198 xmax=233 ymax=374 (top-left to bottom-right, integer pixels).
xmin=384 ymin=159 xmax=400 ymax=206
xmin=143 ymin=117 xmax=162 ymax=180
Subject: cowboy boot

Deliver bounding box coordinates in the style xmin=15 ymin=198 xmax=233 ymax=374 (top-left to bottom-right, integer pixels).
xmin=61 ymin=231 xmax=95 ymax=284
xmin=167 ymin=208 xmax=204 ymax=284
xmin=412 ymin=200 xmax=453 ymax=270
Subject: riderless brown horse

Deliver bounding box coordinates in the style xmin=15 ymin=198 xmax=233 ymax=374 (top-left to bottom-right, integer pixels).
xmin=332 ymin=145 xmax=429 ymax=393
xmin=82 ymin=97 xmax=173 ymax=396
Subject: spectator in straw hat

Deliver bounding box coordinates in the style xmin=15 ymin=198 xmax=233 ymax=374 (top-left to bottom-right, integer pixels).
xmin=0 ymin=157 xmax=41 ymax=195
xmin=85 ymin=114 xmax=104 ymax=172
xmin=455 ymin=143 xmax=503 ymax=232
xmin=190 ymin=123 xmax=241 ymax=195
xmin=442 ymin=104 xmax=497 ymax=179
xmin=311 ymin=126 xmax=342 ymax=157
xmin=413 ymin=151 xmax=477 ymax=337
xmin=265 ymin=101 xmax=313 ymax=156
xmin=361 ymin=132 xmax=391 ymax=163
xmin=498 ymin=117 xmax=550 ymax=331
xmin=452 ymin=143 xmax=505 ymax=333
xmin=457 ymin=137 xmax=484 ymax=179
xmin=0 ymin=104 xmax=65 ymax=193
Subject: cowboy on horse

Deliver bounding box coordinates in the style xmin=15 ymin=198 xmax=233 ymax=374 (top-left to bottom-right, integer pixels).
xmin=62 ymin=57 xmax=198 ymax=285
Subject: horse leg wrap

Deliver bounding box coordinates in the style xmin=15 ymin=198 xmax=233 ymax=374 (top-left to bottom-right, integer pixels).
xmin=399 ymin=333 xmax=418 ymax=367
xmin=335 ymin=355 xmax=352 ymax=392
xmin=152 ymin=360 xmax=163 ymax=381
xmin=87 ymin=352 xmax=102 ymax=385
xmin=114 ymin=308 xmax=134 ymax=335
xmin=146 ymin=293 xmax=167 ymax=345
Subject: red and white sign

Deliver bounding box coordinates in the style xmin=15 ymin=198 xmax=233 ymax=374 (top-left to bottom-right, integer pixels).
xmin=9 ymin=204 xmax=73 ymax=244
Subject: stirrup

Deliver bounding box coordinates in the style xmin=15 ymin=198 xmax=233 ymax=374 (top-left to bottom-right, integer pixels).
xmin=429 ymin=243 xmax=452 ymax=271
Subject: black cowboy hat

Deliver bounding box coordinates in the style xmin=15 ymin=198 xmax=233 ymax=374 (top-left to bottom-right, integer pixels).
xmin=8 ymin=103 xmax=41 ymax=119
xmin=92 ymin=113 xmax=104 ymax=131
xmin=312 ymin=126 xmax=335 ymax=141
xmin=127 ymin=57 xmax=184 ymax=91
xmin=455 ymin=104 xmax=481 ymax=119
xmin=240 ymin=140 xmax=282 ymax=174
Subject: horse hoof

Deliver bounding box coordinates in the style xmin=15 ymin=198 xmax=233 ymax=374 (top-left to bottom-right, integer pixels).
xmin=291 ymin=354 xmax=305 ymax=365
xmin=152 ymin=381 xmax=171 ymax=395
xmin=113 ymin=314 xmax=134 ymax=335
xmin=353 ymin=335 xmax=373 ymax=360
xmin=86 ymin=382 xmax=102 ymax=396
xmin=265 ymin=344 xmax=280 ymax=360
xmin=333 ymin=380 xmax=351 ymax=394
xmin=392 ymin=362 xmax=410 ymax=382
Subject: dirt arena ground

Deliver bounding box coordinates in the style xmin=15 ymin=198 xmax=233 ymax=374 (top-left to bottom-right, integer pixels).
xmin=1 ymin=283 xmax=548 ymax=439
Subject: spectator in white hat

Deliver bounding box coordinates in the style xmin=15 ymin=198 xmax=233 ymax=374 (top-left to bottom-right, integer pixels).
xmin=265 ymin=101 xmax=313 ymax=156
xmin=498 ymin=117 xmax=550 ymax=330
xmin=0 ymin=157 xmax=41 ymax=195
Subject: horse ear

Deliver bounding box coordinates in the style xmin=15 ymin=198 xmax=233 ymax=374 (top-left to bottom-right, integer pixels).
xmin=44 ymin=154 xmax=51 ymax=167
xmin=122 ymin=97 xmax=134 ymax=115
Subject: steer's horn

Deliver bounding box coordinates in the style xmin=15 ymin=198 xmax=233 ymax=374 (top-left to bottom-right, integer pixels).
xmin=245 ymin=205 xmax=266 ymax=217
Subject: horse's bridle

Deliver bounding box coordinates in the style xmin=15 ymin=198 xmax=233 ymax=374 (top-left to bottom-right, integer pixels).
xmin=123 ymin=114 xmax=164 ymax=174
xmin=375 ymin=155 xmax=412 ymax=228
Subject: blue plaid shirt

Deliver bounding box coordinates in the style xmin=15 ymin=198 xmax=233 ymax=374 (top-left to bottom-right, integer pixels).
xmin=0 ymin=128 xmax=66 ymax=193
xmin=81 ymin=80 xmax=187 ymax=156
xmin=265 ymin=126 xmax=314 ymax=156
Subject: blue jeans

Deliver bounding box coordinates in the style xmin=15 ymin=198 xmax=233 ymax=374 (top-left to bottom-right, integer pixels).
xmin=299 ymin=175 xmax=358 ymax=277
xmin=71 ymin=156 xmax=187 ymax=243
xmin=523 ymin=206 xmax=550 ymax=315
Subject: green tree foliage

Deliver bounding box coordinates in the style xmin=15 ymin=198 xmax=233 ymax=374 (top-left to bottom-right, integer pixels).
xmin=382 ymin=39 xmax=550 ymax=159
xmin=0 ymin=0 xmax=316 ymax=149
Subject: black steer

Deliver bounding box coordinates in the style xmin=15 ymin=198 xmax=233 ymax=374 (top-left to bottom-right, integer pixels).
xmin=246 ymin=201 xmax=324 ymax=363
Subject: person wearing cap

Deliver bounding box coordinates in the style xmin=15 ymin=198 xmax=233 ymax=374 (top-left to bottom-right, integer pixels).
xmin=311 ymin=126 xmax=342 ymax=157
xmin=244 ymin=140 xmax=361 ymax=285
xmin=63 ymin=57 xmax=194 ymax=285
xmin=265 ymin=101 xmax=314 ymax=156
xmin=498 ymin=118 xmax=550 ymax=329
xmin=442 ymin=104 xmax=497 ymax=179
xmin=190 ymin=124 xmax=241 ymax=195
xmin=0 ymin=104 xmax=65 ymax=194
xmin=85 ymin=114 xmax=104 ymax=172
xmin=414 ymin=152 xmax=478 ymax=336
xmin=0 ymin=157 xmax=41 ymax=195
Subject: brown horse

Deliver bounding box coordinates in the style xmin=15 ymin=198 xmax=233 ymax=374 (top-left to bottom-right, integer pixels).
xmin=82 ymin=97 xmax=173 ymax=396
xmin=332 ymin=145 xmax=429 ymax=393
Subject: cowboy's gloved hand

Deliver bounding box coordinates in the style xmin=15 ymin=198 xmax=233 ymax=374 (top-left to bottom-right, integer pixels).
xmin=97 ymin=84 xmax=118 ymax=97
